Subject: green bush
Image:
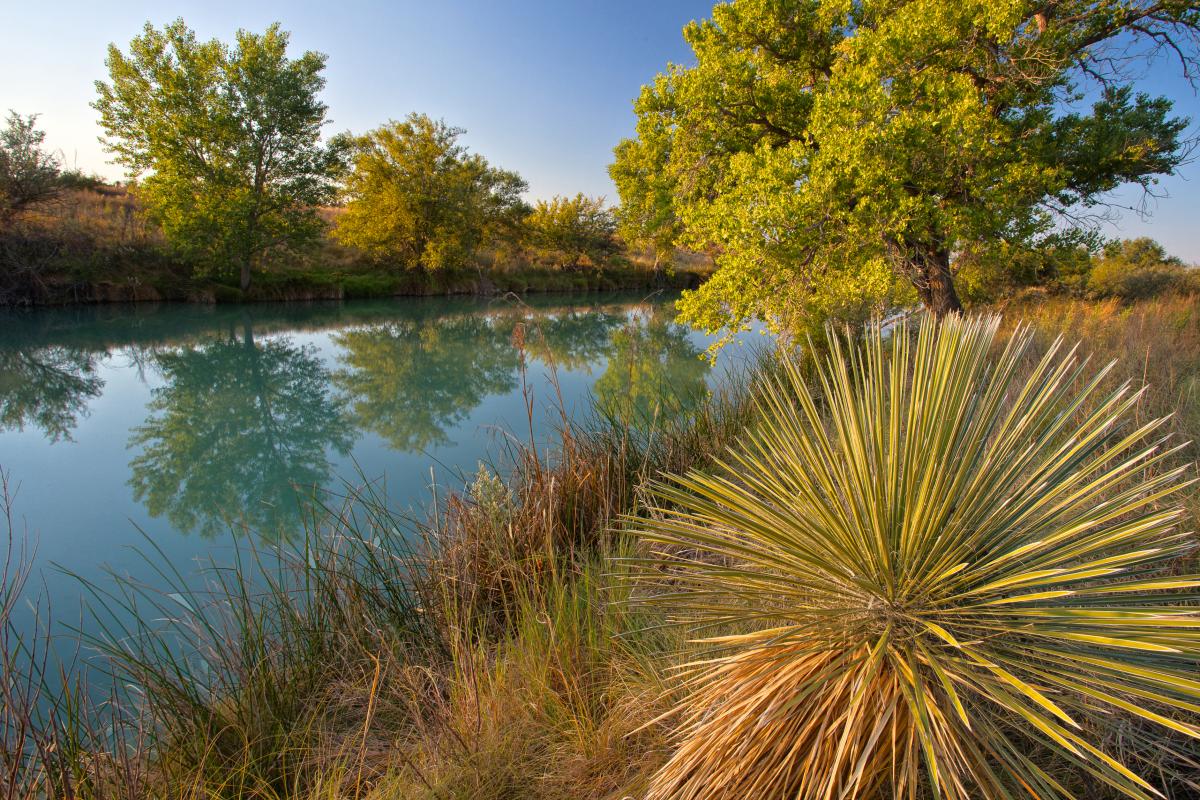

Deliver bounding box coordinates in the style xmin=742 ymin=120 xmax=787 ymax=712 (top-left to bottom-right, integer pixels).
xmin=1088 ymin=239 xmax=1197 ymax=300
xmin=523 ymin=194 xmax=617 ymax=269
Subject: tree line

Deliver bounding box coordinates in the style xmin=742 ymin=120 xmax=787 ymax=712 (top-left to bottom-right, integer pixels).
xmin=2 ymin=20 xmax=622 ymax=293
xmin=4 ymin=4 xmax=1198 ymax=322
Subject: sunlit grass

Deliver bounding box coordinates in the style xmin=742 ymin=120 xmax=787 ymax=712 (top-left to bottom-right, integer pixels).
xmin=5 ymin=300 xmax=1200 ymax=798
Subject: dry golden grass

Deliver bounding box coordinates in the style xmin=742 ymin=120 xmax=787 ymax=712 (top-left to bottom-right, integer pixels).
xmin=17 ymin=185 xmax=163 ymax=249
xmin=998 ymin=292 xmax=1200 ymax=528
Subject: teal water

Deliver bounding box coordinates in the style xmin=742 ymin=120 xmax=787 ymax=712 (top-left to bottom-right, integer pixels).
xmin=0 ymin=292 xmax=746 ymax=632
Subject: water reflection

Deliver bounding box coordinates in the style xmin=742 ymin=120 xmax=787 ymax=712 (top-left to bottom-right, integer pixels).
xmin=0 ymin=295 xmax=713 ymax=543
xmin=521 ymin=307 xmax=628 ymax=370
xmin=594 ymin=307 xmax=709 ymax=424
xmin=333 ymin=315 xmax=520 ymax=451
xmin=0 ymin=346 xmax=103 ymax=442
xmin=127 ymin=322 xmax=354 ymax=539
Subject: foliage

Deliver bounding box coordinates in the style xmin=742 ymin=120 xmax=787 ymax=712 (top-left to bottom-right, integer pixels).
xmin=55 ymin=169 xmax=107 ymax=192
xmin=955 ymin=238 xmax=1097 ymax=303
xmin=629 ymin=314 xmax=1200 ymax=799
xmin=93 ymin=19 xmax=345 ymax=290
xmin=128 ymin=325 xmax=354 ymax=539
xmin=523 ymin=193 xmax=616 ymax=268
xmin=953 ymin=236 xmax=1197 ymax=303
xmin=334 ymin=114 xmax=528 ymax=270
xmin=609 ymin=135 xmax=679 ymax=269
xmin=0 ymin=111 xmax=61 ymax=226
xmin=1088 ymin=237 xmax=1197 ymax=300
xmin=614 ymin=0 xmax=1199 ymax=335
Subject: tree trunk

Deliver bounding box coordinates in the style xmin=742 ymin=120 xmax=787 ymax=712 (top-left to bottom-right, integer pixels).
xmin=920 ymin=246 xmax=962 ymax=318
xmin=239 ymin=258 xmax=252 ymax=293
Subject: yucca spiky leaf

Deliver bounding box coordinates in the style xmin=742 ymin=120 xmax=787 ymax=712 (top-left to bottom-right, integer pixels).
xmin=628 ymin=314 xmax=1200 ymax=800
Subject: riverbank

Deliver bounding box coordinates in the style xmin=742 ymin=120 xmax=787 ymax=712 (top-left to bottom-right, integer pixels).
xmin=0 ymin=186 xmax=712 ymax=307
xmin=1 ymin=262 xmax=708 ymax=307
xmin=5 ymin=293 xmax=1200 ymax=799
xmin=2 ymin=263 xmax=700 ymax=309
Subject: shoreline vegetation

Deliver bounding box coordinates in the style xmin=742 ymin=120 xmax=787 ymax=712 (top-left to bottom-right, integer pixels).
xmin=4 ymin=291 xmax=1200 ymax=798
xmin=0 ymin=185 xmax=712 ymax=308
xmin=5 ymin=1 xmax=1200 ymax=797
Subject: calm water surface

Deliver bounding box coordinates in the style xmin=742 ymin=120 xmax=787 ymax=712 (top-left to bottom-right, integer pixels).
xmin=0 ymin=292 xmax=748 ymax=631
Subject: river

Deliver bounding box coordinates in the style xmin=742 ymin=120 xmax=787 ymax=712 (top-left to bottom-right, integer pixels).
xmin=0 ymin=291 xmax=750 ymax=638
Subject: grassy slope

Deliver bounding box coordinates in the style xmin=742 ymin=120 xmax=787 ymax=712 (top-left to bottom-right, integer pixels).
xmin=4 ymin=293 xmax=1199 ymax=799
xmin=0 ymin=188 xmax=712 ymax=306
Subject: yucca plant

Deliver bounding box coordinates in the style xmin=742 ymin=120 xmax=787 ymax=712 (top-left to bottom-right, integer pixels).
xmin=627 ymin=314 xmax=1200 ymax=800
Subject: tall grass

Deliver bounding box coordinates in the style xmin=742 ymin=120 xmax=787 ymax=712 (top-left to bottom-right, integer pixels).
xmin=999 ymin=294 xmax=1200 ymax=531
xmin=4 ymin=296 xmax=1199 ymax=798
xmin=1 ymin=468 xmax=149 ymax=800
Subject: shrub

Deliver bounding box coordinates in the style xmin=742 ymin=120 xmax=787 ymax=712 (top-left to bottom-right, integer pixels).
xmin=1088 ymin=238 xmax=1197 ymax=300
xmin=0 ymin=111 xmax=61 ymax=226
xmin=629 ymin=314 xmax=1200 ymax=799
xmin=523 ymin=194 xmax=616 ymax=269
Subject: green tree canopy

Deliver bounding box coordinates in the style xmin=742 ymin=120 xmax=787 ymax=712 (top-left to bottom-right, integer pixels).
xmin=613 ymin=0 xmax=1198 ymax=338
xmin=523 ymin=193 xmax=617 ymax=268
xmin=334 ymin=114 xmax=528 ymax=270
xmin=94 ymin=20 xmax=344 ymax=290
xmin=609 ymin=133 xmax=680 ymax=271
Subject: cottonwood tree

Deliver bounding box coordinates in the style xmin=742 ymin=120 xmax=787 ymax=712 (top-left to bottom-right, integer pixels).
xmin=0 ymin=112 xmax=61 ymax=227
xmin=94 ymin=20 xmax=345 ymax=291
xmin=613 ymin=0 xmax=1199 ymax=338
xmin=610 ymin=132 xmax=681 ymax=272
xmin=334 ymin=114 xmax=529 ymax=270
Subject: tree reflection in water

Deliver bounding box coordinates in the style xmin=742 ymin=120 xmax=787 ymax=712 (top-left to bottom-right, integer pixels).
xmin=3 ymin=295 xmax=712 ymax=544
xmin=332 ymin=315 xmax=521 ymax=451
xmin=593 ymin=305 xmax=709 ymax=426
xmin=0 ymin=346 xmax=104 ymax=442
xmin=128 ymin=322 xmax=354 ymax=539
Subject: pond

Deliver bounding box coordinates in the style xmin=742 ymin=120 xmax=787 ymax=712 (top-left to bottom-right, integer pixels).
xmin=0 ymin=291 xmax=750 ymax=636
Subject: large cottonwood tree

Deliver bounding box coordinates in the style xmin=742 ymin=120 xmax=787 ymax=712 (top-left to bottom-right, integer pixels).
xmin=613 ymin=0 xmax=1198 ymax=336
xmin=94 ymin=20 xmax=344 ymax=291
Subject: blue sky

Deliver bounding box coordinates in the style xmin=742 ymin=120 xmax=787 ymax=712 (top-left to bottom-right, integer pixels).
xmin=3 ymin=0 xmax=1197 ymax=261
